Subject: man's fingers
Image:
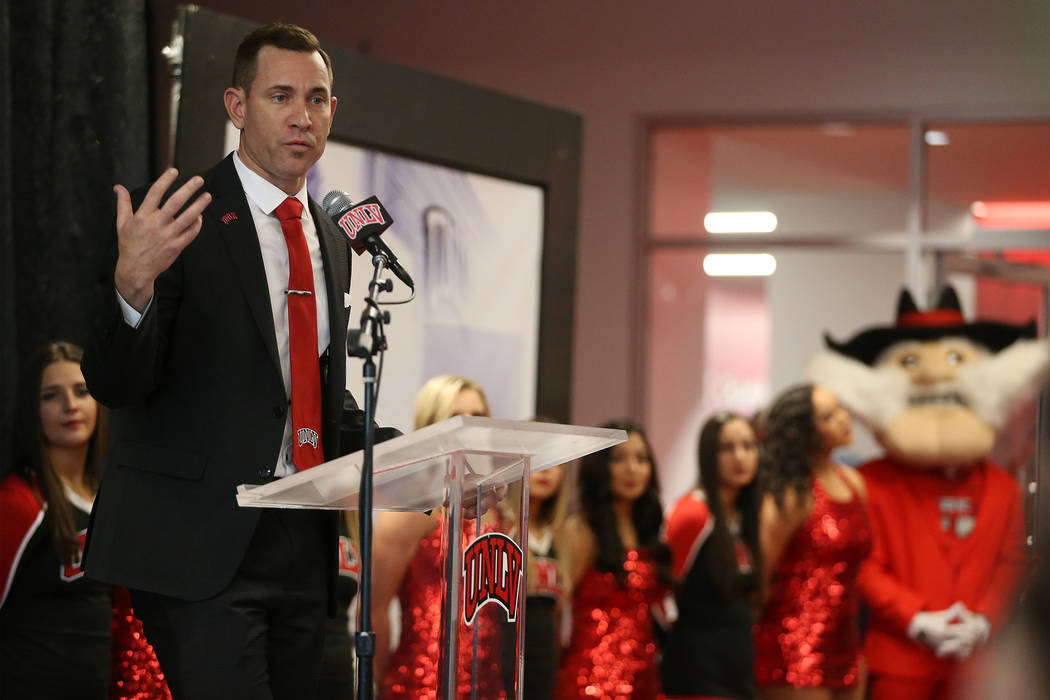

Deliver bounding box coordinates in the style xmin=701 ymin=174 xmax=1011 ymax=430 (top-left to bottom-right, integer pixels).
xmin=113 ymin=185 xmax=133 ymax=229
xmin=171 ymin=191 xmax=212 ymax=232
xmin=174 ymin=216 xmax=204 ymax=249
xmin=139 ymin=168 xmax=180 ymax=212
xmin=160 ymin=175 xmax=207 ymax=219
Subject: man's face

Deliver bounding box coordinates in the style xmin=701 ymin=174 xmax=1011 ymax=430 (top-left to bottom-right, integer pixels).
xmin=224 ymin=46 xmax=337 ymax=194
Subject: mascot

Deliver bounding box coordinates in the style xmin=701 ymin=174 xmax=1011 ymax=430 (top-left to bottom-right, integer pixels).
xmin=809 ymin=286 xmax=1049 ymax=700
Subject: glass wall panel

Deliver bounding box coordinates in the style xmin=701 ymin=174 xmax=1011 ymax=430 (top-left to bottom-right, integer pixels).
xmin=649 ymin=123 xmax=911 ymax=238
xmin=926 ymin=122 xmax=1050 ymax=234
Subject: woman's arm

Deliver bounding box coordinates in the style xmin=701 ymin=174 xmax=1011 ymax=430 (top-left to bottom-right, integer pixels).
xmin=370 ymin=510 xmax=440 ymax=677
xmin=758 ymin=489 xmax=810 ymax=591
xmin=560 ymin=513 xmax=597 ymax=592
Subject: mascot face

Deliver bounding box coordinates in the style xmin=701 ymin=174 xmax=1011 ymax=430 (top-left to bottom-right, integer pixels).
xmin=810 ymin=288 xmax=1049 ymax=470
xmin=877 ymin=337 xmax=996 ymax=466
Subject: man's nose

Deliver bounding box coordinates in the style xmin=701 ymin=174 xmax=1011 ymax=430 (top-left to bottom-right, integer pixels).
xmin=290 ymin=99 xmax=312 ymax=128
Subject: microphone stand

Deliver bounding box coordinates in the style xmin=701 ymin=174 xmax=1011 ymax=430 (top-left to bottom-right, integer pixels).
xmin=349 ymin=253 xmax=394 ymax=700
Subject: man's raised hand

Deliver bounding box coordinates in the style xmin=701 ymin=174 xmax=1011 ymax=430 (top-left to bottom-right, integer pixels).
xmin=113 ymin=168 xmax=212 ymax=312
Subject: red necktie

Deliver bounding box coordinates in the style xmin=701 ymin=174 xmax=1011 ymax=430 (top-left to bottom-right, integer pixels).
xmin=274 ymin=197 xmax=324 ymax=470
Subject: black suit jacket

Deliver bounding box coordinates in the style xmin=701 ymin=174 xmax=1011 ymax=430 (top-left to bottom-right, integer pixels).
xmin=82 ymin=154 xmax=356 ymax=600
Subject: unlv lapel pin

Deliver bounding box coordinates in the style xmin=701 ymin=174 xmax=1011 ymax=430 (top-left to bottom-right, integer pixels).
xmin=221 ymin=211 xmax=239 ymax=225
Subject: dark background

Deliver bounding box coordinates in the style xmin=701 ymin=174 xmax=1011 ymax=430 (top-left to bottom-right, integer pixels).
xmin=1 ymin=1 xmax=150 ymax=465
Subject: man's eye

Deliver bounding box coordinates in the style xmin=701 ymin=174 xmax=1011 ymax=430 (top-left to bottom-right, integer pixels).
xmin=273 ymin=94 xmax=286 ymax=103
xmin=901 ymin=354 xmax=918 ymax=369
xmin=946 ymin=350 xmax=963 ymax=365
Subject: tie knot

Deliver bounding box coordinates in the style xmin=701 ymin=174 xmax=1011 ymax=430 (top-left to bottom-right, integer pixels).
xmin=275 ymin=197 xmax=304 ymax=222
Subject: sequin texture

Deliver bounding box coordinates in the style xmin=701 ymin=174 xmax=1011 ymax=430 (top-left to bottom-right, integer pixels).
xmin=110 ymin=586 xmax=171 ymax=699
xmin=754 ymin=475 xmax=872 ymax=689
xmin=380 ymin=519 xmax=507 ymax=699
xmin=555 ymin=549 xmax=666 ymax=699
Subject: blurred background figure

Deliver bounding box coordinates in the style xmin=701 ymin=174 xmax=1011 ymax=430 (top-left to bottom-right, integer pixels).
xmin=555 ymin=420 xmax=670 ymax=699
xmin=317 ymin=511 xmax=360 ymax=700
xmin=754 ymin=384 xmax=870 ymax=700
xmin=662 ymin=412 xmax=762 ymax=700
xmin=499 ymin=416 xmax=573 ymax=700
xmin=373 ymin=374 xmax=507 ymax=699
xmin=0 ymin=341 xmax=168 ymax=699
xmin=963 ymin=559 xmax=1050 ymax=699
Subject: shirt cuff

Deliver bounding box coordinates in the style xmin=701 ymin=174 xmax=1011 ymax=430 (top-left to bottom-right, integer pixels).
xmin=116 ymin=290 xmax=153 ymax=329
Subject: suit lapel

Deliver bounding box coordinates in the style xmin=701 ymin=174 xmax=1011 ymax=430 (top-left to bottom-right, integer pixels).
xmin=311 ymin=197 xmax=348 ymax=342
xmin=209 ymin=156 xmax=282 ymax=379
xmin=310 ymin=197 xmax=349 ymax=450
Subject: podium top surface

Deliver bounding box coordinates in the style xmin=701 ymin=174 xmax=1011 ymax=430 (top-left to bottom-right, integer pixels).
xmin=236 ymin=416 xmax=627 ymax=512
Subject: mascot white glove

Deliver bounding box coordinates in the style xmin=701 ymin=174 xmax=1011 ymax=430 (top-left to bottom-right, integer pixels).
xmin=934 ymin=608 xmax=991 ymax=660
xmin=908 ymin=602 xmax=990 ymax=660
xmin=907 ymin=603 xmax=966 ymax=650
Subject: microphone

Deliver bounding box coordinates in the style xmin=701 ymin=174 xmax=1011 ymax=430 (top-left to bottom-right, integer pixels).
xmin=322 ymin=191 xmax=414 ymax=289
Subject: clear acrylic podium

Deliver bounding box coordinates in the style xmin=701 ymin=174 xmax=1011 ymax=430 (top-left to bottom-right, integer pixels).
xmin=236 ymin=416 xmax=626 ymax=699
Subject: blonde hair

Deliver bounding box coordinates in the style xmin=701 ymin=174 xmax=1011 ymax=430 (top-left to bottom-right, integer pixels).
xmin=413 ymin=374 xmax=490 ymax=429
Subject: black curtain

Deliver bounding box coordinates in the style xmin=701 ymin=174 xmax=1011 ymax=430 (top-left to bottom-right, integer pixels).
xmin=1 ymin=1 xmax=150 ymax=460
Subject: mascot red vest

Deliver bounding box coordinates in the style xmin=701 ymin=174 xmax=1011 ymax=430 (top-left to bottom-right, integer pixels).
xmin=810 ymin=286 xmax=1049 ymax=699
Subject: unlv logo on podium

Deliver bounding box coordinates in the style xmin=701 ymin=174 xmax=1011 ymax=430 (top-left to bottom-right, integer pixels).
xmin=462 ymin=532 xmax=524 ymax=626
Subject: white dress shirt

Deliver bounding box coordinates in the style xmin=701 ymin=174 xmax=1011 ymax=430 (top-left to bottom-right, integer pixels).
xmin=118 ymin=152 xmax=331 ymax=477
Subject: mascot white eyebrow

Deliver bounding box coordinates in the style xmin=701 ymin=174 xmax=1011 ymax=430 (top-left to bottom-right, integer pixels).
xmin=809 ymin=286 xmax=1049 ymax=700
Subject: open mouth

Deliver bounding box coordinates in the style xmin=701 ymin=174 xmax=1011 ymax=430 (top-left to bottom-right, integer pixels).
xmin=908 ymin=393 xmax=968 ymax=407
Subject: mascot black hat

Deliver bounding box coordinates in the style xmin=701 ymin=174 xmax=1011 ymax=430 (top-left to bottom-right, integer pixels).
xmin=825 ymin=287 xmax=1036 ymax=366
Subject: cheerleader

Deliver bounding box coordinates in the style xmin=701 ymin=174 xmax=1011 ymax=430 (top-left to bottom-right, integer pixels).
xmin=662 ymin=412 xmax=761 ymax=699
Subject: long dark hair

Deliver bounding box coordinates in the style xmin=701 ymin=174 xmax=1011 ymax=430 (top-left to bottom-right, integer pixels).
xmin=762 ymin=383 xmax=817 ymax=509
xmin=6 ymin=342 xmax=106 ymax=565
xmin=697 ymin=412 xmax=762 ymax=599
xmin=578 ymin=420 xmax=670 ymax=582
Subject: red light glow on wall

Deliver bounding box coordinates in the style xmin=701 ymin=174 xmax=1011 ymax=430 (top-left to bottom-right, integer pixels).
xmin=970 ymin=201 xmax=1050 ymax=229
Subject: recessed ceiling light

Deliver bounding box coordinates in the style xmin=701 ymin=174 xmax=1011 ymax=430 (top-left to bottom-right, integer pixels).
xmin=924 ymin=130 xmax=950 ymax=146
xmin=703 ymin=253 xmax=777 ymax=277
xmin=703 ymin=211 xmax=778 ymax=234
xmin=821 ymin=122 xmax=855 ymax=137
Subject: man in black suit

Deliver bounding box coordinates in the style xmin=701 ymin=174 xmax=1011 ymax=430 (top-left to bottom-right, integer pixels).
xmin=82 ymin=23 xmax=355 ymax=699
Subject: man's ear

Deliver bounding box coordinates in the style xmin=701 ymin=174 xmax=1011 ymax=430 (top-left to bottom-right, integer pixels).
xmin=224 ymin=87 xmax=247 ymax=128
xmin=328 ymin=95 xmax=338 ymax=130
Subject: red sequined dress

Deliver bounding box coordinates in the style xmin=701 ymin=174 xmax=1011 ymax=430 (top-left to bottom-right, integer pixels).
xmin=754 ymin=470 xmax=872 ymax=689
xmin=380 ymin=518 xmax=507 ymax=700
xmin=110 ymin=586 xmax=171 ymax=700
xmin=554 ymin=549 xmax=666 ymax=700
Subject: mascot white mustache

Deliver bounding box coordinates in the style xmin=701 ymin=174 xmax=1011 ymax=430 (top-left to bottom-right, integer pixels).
xmin=809 ymin=286 xmax=1049 ymax=700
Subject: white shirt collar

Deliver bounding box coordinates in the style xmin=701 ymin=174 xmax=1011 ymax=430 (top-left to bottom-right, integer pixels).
xmin=232 ymin=150 xmax=309 ymax=216
xmin=62 ymin=483 xmax=94 ymax=513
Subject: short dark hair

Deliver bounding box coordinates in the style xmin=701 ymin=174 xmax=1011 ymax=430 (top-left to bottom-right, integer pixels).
xmin=232 ymin=22 xmax=332 ymax=94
